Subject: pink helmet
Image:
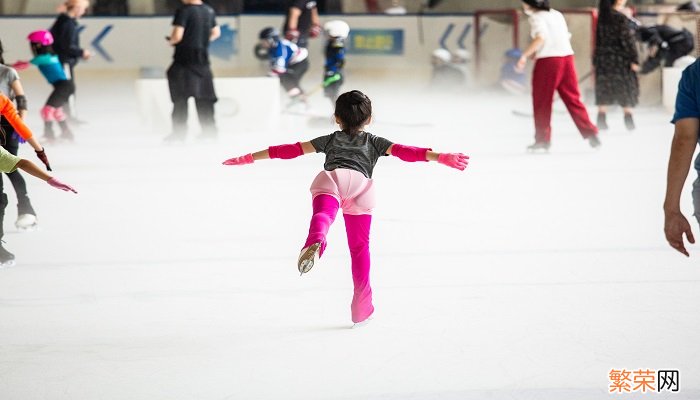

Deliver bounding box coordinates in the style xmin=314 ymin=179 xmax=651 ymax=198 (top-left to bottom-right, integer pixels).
xmin=27 ymin=30 xmax=54 ymax=46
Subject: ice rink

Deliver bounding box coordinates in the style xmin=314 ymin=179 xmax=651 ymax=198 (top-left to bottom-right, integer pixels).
xmin=0 ymin=71 xmax=698 ymax=400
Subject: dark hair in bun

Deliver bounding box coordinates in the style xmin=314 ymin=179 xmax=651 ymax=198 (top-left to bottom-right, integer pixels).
xmin=334 ymin=90 xmax=372 ymax=133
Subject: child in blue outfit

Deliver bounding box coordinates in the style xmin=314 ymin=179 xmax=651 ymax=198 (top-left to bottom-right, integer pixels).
xmin=27 ymin=30 xmax=75 ymax=141
xmin=258 ymin=27 xmax=309 ymax=101
xmin=322 ymin=20 xmax=349 ymax=105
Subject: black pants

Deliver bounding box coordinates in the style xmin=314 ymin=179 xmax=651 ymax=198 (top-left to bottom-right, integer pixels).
xmin=167 ymin=62 xmax=217 ymax=136
xmin=171 ymin=98 xmax=216 ymax=137
xmin=46 ymin=80 xmax=75 ymax=108
xmin=280 ymin=59 xmax=309 ymax=93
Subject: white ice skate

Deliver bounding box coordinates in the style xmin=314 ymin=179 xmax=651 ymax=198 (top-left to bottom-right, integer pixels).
xmin=298 ymin=242 xmax=321 ymax=275
xmin=15 ymin=214 xmax=38 ymax=231
xmin=352 ymin=315 xmax=373 ymax=329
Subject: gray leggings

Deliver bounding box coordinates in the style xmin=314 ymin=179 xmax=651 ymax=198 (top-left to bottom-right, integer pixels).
xmin=693 ymin=176 xmax=700 ymax=225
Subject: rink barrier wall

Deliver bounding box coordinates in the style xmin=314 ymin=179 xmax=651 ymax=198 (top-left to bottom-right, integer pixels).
xmin=0 ymin=13 xmax=684 ymax=105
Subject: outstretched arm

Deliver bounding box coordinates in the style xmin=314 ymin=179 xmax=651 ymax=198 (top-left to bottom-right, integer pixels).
xmin=223 ymin=142 xmax=315 ymax=165
xmin=664 ymin=118 xmax=698 ymax=256
xmin=387 ymin=144 xmax=468 ymax=170
xmin=15 ymin=159 xmax=77 ymax=193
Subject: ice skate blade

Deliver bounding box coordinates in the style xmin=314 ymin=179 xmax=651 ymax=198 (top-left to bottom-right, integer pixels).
xmin=298 ymin=242 xmax=321 ymax=275
xmin=15 ymin=225 xmax=38 ymax=232
xmin=0 ymin=260 xmax=16 ymax=268
xmin=352 ymin=316 xmax=373 ymax=329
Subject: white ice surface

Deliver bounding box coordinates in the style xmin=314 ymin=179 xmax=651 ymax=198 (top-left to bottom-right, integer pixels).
xmin=0 ymin=73 xmax=698 ymax=400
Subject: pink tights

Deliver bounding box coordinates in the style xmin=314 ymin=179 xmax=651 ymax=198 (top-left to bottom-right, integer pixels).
xmin=303 ymin=194 xmax=374 ymax=323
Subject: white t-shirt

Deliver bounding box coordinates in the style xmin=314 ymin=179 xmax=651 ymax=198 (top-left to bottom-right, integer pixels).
xmin=528 ymin=9 xmax=574 ymax=59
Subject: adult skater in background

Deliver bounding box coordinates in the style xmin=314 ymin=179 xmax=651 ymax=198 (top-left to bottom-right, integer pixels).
xmin=593 ymin=0 xmax=640 ymax=131
xmin=664 ymin=59 xmax=700 ymax=257
xmin=0 ymin=40 xmax=48 ymax=231
xmin=165 ymin=0 xmax=220 ymax=142
xmin=259 ymin=27 xmax=309 ymax=104
xmin=0 ymin=96 xmax=76 ymax=266
xmin=49 ymin=0 xmax=91 ymax=122
xmin=284 ymin=0 xmax=321 ymax=49
xmin=221 ymin=90 xmax=468 ymax=326
xmin=517 ymin=0 xmax=600 ymax=151
xmin=638 ymin=25 xmax=695 ymax=74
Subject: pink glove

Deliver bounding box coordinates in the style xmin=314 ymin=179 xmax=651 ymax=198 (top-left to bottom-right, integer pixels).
xmin=11 ymin=60 xmax=30 ymax=71
xmin=222 ymin=154 xmax=254 ymax=166
xmin=309 ymin=24 xmax=322 ymax=38
xmin=437 ymin=153 xmax=469 ymax=171
xmin=47 ymin=177 xmax=78 ymax=193
xmin=285 ymin=29 xmax=300 ymax=42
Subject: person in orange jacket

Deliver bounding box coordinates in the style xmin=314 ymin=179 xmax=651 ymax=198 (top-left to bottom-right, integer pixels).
xmin=0 ymin=93 xmax=75 ymax=266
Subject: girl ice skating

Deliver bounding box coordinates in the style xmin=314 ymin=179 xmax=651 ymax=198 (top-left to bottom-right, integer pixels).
xmin=0 ymin=39 xmax=52 ymax=231
xmin=222 ymin=90 xmax=468 ymax=325
xmin=27 ymin=30 xmax=75 ymax=142
xmin=0 ymin=96 xmax=76 ymax=266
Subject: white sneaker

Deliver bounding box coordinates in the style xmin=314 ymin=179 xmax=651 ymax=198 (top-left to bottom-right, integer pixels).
xmin=15 ymin=214 xmax=38 ymax=231
xmin=298 ymin=242 xmax=321 ymax=274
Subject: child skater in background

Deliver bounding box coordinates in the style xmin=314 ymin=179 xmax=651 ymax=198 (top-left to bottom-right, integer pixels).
xmin=26 ymin=30 xmax=75 ymax=142
xmin=0 ymin=96 xmax=76 ymax=266
xmin=222 ymin=90 xmax=468 ymax=326
xmin=321 ymin=20 xmax=349 ymax=105
xmin=258 ymin=27 xmax=309 ymax=104
xmin=0 ymin=39 xmax=51 ymax=232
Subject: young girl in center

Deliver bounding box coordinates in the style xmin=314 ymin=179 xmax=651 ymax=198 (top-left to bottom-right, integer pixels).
xmin=222 ymin=90 xmax=468 ymax=325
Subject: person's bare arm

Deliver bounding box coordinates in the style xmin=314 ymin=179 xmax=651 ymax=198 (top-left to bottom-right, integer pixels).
xmin=15 ymin=159 xmax=51 ymax=181
xmin=168 ymin=26 xmax=185 ymax=45
xmin=516 ymin=35 xmax=545 ymax=71
xmin=664 ymin=118 xmax=699 ymax=256
xmin=287 ymin=7 xmax=302 ymax=30
xmin=310 ymin=6 xmax=320 ymax=27
xmin=210 ymin=25 xmax=221 ymax=41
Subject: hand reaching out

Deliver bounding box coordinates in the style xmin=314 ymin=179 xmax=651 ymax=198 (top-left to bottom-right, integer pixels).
xmin=47 ymin=177 xmax=77 ymax=193
xmin=438 ymin=153 xmax=469 ymax=171
xmin=222 ymin=154 xmax=254 ymax=166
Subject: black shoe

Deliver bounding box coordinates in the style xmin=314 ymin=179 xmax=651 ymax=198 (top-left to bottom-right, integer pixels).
xmin=588 ymin=135 xmax=602 ymax=148
xmin=0 ymin=244 xmax=15 ymax=267
xmin=527 ymin=141 xmax=551 ymax=152
xmin=597 ymin=112 xmax=608 ymax=130
xmin=624 ymin=113 xmax=635 ymax=131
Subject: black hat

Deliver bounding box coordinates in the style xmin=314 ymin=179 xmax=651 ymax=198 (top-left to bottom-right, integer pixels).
xmin=522 ymin=0 xmax=550 ymax=11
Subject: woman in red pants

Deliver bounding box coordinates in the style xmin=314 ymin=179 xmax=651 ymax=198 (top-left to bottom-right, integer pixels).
xmin=517 ymin=0 xmax=601 ymax=151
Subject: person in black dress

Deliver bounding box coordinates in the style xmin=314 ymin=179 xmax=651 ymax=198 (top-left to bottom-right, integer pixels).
xmin=593 ymin=0 xmax=640 ymax=131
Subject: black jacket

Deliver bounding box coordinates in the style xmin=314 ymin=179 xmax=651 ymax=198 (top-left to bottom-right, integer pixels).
xmin=49 ymin=13 xmax=84 ymax=67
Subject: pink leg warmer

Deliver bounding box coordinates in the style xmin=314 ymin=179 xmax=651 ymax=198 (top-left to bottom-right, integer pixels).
xmin=303 ymin=194 xmax=339 ymax=256
xmin=53 ymin=107 xmax=67 ymax=122
xmin=344 ymin=213 xmax=374 ymax=323
xmin=40 ymin=105 xmax=56 ymax=122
